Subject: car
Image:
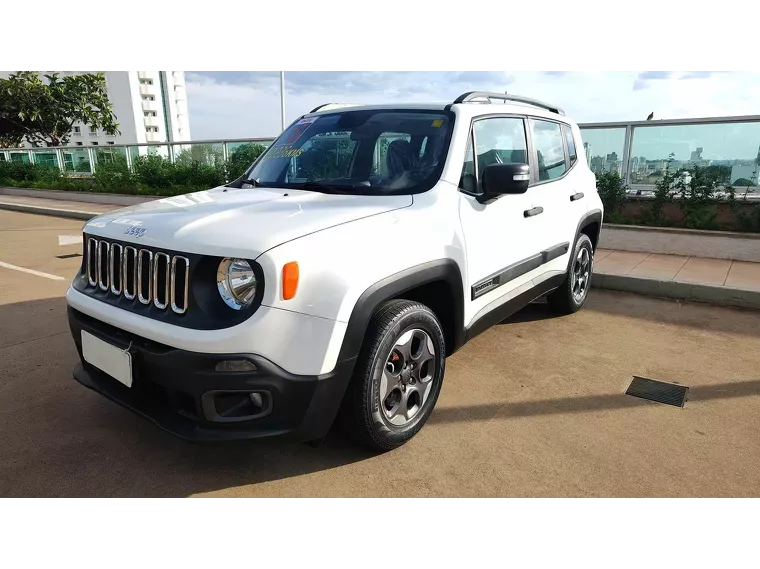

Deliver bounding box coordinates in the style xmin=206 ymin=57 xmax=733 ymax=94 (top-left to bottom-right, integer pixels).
xmin=66 ymin=91 xmax=603 ymax=451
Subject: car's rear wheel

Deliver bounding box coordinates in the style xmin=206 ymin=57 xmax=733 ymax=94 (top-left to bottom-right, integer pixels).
xmin=342 ymin=299 xmax=445 ymax=451
xmin=547 ymin=233 xmax=594 ymax=314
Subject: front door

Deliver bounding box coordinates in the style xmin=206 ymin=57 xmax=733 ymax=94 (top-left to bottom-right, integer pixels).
xmin=458 ymin=116 xmax=546 ymax=326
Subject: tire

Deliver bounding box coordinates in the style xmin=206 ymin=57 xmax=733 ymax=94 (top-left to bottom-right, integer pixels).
xmin=342 ymin=299 xmax=446 ymax=451
xmin=547 ymin=233 xmax=594 ymax=315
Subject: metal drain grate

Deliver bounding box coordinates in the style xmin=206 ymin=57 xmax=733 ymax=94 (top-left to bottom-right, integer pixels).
xmin=56 ymin=253 xmax=82 ymax=259
xmin=625 ymin=376 xmax=688 ymax=408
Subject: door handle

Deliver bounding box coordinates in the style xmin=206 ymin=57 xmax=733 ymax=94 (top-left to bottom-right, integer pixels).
xmin=524 ymin=206 xmax=544 ymax=218
xmin=570 ymin=192 xmax=585 ymax=202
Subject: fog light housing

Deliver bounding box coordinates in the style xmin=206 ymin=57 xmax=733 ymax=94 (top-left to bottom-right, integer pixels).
xmin=215 ymin=359 xmax=257 ymax=373
xmin=201 ymin=390 xmax=272 ymax=423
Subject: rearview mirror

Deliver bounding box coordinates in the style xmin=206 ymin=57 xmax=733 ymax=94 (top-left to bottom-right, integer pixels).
xmin=480 ymin=163 xmax=530 ymax=202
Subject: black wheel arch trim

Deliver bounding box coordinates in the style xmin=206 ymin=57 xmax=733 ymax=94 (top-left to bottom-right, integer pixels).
xmin=572 ymin=209 xmax=602 ymax=263
xmin=337 ymin=259 xmax=466 ymax=363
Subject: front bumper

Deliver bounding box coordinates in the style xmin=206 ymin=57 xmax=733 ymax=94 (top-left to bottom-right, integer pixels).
xmin=68 ymin=306 xmax=356 ymax=443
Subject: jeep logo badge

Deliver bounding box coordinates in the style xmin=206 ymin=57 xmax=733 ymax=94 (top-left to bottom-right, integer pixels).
xmin=125 ymin=225 xmax=147 ymax=238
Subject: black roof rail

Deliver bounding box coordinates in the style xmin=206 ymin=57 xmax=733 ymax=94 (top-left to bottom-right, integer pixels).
xmin=309 ymin=103 xmax=358 ymax=113
xmin=452 ymin=91 xmax=564 ymax=115
xmin=309 ymin=103 xmax=335 ymax=113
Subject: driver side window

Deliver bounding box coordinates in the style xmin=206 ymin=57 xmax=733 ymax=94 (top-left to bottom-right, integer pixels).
xmin=459 ymin=117 xmax=528 ymax=194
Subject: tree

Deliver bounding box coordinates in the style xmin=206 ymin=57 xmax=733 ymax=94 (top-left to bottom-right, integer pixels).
xmin=733 ymin=178 xmax=756 ymax=187
xmin=0 ymin=71 xmax=119 ymax=147
xmin=0 ymin=116 xmax=24 ymax=148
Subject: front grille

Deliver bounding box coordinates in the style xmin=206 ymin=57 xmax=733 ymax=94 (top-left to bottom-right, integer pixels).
xmin=85 ymin=237 xmax=190 ymax=315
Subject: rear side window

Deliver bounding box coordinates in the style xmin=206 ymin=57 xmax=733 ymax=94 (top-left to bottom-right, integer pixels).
xmin=530 ymin=119 xmax=567 ymax=181
xmin=563 ymin=125 xmax=577 ymax=165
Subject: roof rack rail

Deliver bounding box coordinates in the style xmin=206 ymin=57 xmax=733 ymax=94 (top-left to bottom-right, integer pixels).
xmin=452 ymin=91 xmax=564 ymax=115
xmin=309 ymin=103 xmax=357 ymax=113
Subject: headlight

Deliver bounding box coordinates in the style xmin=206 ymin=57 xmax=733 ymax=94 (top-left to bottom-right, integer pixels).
xmin=216 ymin=258 xmax=257 ymax=310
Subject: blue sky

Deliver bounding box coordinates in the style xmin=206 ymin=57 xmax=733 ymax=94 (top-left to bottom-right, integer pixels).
xmin=185 ymin=71 xmax=760 ymax=140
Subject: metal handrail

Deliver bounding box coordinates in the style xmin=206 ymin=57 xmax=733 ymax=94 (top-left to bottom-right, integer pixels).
xmin=452 ymin=91 xmax=564 ymax=115
xmin=579 ymin=115 xmax=760 ymax=129
xmin=0 ymin=136 xmax=277 ymax=153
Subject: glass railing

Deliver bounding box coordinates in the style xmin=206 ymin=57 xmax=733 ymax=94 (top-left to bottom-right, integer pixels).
xmin=4 ymin=117 xmax=760 ymax=197
xmin=1 ymin=137 xmax=276 ymax=178
xmin=579 ymin=116 xmax=760 ymax=199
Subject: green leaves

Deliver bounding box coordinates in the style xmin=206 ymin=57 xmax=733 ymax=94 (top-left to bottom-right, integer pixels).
xmin=0 ymin=71 xmax=120 ymax=147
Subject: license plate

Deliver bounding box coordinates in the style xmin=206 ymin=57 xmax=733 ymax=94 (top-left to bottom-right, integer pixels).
xmin=81 ymin=330 xmax=133 ymax=388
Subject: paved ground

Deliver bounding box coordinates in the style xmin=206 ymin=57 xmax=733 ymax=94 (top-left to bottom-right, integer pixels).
xmin=596 ymin=249 xmax=760 ymax=291
xmin=2 ymin=209 xmax=760 ymax=497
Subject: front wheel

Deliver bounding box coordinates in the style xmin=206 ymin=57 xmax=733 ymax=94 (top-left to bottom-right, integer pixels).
xmin=343 ymin=300 xmax=445 ymax=451
xmin=547 ymin=233 xmax=594 ymax=314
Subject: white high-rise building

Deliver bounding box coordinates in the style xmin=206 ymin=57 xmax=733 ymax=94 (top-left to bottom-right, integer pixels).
xmin=0 ymin=71 xmax=191 ymax=147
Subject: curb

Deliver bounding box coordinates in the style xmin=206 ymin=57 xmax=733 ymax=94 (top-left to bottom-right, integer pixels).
xmin=604 ymin=223 xmax=760 ymax=240
xmin=0 ymin=201 xmax=98 ymax=221
xmin=592 ymin=272 xmax=760 ymax=311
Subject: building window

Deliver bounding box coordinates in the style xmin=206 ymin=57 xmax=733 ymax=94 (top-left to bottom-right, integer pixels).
xmin=146 ymin=126 xmax=159 ymax=133
xmin=73 ymin=126 xmax=81 ymax=133
xmin=91 ymin=142 xmax=99 ymax=146
xmin=142 ymin=95 xmax=155 ymax=101
xmin=76 ymin=142 xmax=83 ymax=146
xmin=140 ymin=78 xmax=153 ymax=85
xmin=90 ymin=126 xmax=97 ymax=133
xmin=107 ymin=141 xmax=115 ymax=145
xmin=143 ymin=111 xmax=157 ymax=117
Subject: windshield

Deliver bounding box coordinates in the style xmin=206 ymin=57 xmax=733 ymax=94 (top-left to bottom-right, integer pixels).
xmin=236 ymin=109 xmax=454 ymax=195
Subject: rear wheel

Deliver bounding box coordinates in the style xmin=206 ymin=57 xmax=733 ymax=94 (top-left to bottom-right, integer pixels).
xmin=547 ymin=233 xmax=593 ymax=314
xmin=343 ymin=299 xmax=445 ymax=451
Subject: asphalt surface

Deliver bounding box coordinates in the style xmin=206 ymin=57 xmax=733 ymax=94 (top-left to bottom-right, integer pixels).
xmin=1 ymin=209 xmax=760 ymax=497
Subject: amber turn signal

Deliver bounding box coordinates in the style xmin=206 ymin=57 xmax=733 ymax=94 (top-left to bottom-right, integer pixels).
xmin=282 ymin=262 xmax=299 ymax=300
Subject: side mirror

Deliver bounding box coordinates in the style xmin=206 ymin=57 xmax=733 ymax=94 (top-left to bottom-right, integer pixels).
xmin=480 ymin=163 xmax=530 ymax=202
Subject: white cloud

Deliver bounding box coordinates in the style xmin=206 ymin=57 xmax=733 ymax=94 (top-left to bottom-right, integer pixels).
xmin=185 ymin=71 xmax=760 ymax=140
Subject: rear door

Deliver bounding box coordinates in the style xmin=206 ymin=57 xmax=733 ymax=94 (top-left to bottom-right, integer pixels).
xmin=526 ymin=118 xmax=578 ymax=276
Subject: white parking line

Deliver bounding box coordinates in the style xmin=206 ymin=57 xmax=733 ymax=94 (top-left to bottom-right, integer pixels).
xmin=59 ymin=235 xmax=83 ymax=246
xmin=0 ymin=261 xmax=66 ymax=281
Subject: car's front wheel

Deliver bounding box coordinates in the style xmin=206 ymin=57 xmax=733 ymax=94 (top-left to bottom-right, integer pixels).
xmin=343 ymin=299 xmax=445 ymax=451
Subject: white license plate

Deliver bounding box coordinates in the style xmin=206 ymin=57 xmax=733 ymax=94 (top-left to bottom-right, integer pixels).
xmin=81 ymin=330 xmax=133 ymax=388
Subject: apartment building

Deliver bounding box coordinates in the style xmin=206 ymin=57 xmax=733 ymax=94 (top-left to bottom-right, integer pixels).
xmin=0 ymin=71 xmax=191 ymax=147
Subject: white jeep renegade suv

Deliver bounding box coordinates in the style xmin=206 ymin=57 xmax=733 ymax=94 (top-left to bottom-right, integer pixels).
xmin=66 ymin=91 xmax=603 ymax=450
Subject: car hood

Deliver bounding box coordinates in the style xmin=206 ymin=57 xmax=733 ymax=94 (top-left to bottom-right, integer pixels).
xmin=83 ymin=186 xmax=413 ymax=258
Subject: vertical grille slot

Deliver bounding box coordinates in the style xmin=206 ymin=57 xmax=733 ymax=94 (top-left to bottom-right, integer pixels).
xmin=87 ymin=238 xmax=98 ymax=286
xmin=153 ymin=252 xmax=171 ymax=309
xmin=138 ymin=249 xmax=153 ymax=305
xmin=97 ymin=240 xmax=110 ymax=291
xmin=110 ymin=244 xmax=123 ymax=295
xmin=83 ymin=237 xmax=191 ymax=316
xmin=171 ymin=256 xmax=190 ymax=314
xmin=123 ymin=246 xmax=137 ymax=300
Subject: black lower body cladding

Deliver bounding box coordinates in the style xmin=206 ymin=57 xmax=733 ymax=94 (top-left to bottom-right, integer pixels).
xmin=67 ymin=306 xmax=356 ymax=443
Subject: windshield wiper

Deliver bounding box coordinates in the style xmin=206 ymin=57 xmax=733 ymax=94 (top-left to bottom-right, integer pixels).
xmin=298 ymin=181 xmax=353 ymax=194
xmin=239 ymin=178 xmax=265 ymax=187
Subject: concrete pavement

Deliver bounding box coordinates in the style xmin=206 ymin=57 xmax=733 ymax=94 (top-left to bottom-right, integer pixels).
xmin=594 ymin=249 xmax=760 ymax=310
xmin=0 ymin=194 xmax=116 ymax=220
xmin=1 ymin=209 xmax=760 ymax=497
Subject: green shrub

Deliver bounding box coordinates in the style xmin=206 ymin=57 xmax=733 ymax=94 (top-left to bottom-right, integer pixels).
xmin=595 ymin=170 xmax=627 ymax=219
xmin=93 ymin=154 xmax=135 ymax=193
xmin=226 ymin=143 xmax=267 ymax=181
